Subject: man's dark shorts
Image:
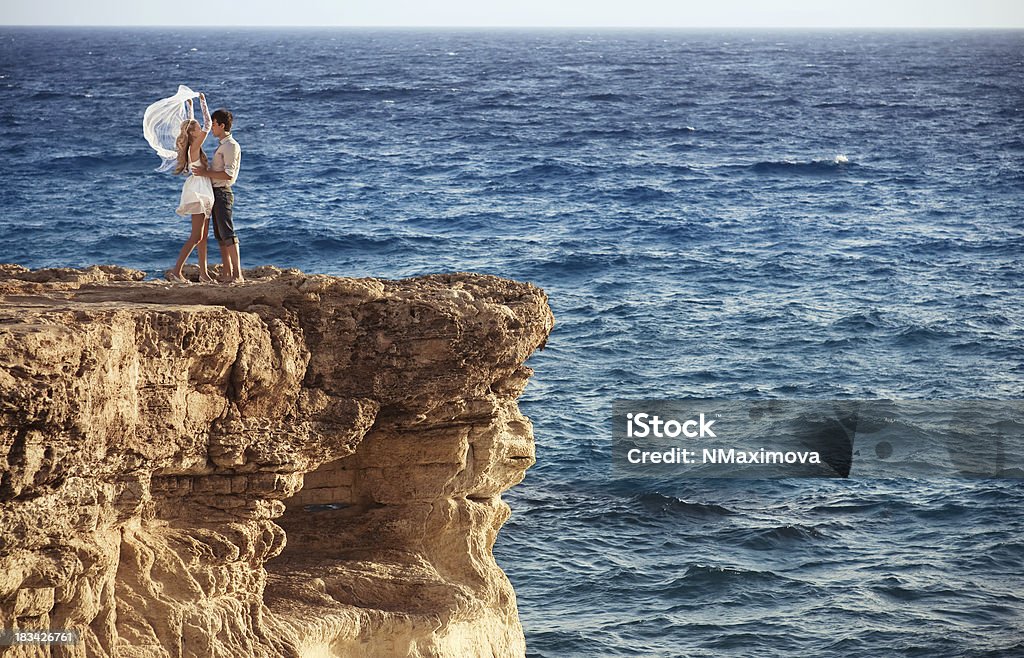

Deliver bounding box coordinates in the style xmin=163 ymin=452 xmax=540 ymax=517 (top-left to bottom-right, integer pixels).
xmin=212 ymin=186 xmax=238 ymax=246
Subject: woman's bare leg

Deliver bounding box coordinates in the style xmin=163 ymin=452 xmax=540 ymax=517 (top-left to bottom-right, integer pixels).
xmin=197 ymin=215 xmax=213 ymax=282
xmin=169 ymin=214 xmax=209 ymax=280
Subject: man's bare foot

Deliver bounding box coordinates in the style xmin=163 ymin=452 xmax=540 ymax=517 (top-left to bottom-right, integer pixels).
xmin=199 ymin=272 xmax=214 ymax=283
xmin=164 ymin=270 xmax=187 ymax=283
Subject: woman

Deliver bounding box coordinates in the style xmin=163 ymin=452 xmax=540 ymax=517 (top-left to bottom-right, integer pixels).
xmin=165 ymin=92 xmax=215 ymax=283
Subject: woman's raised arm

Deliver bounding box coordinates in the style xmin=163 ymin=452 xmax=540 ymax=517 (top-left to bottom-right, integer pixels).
xmin=199 ymin=93 xmax=212 ymax=134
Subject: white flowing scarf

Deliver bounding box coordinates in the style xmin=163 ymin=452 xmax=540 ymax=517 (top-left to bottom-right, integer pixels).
xmin=143 ymin=85 xmax=199 ymax=172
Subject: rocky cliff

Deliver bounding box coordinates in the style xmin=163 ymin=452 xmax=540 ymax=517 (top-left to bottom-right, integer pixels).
xmin=0 ymin=264 xmax=554 ymax=658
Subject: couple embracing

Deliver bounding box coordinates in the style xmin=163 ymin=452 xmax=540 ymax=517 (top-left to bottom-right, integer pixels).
xmin=143 ymin=87 xmax=243 ymax=284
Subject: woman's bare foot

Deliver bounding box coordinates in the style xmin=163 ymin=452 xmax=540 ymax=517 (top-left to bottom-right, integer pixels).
xmin=164 ymin=270 xmax=187 ymax=283
xmin=199 ymin=271 xmax=214 ymax=283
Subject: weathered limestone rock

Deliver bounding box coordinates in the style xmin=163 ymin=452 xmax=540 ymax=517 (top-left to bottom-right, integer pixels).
xmin=0 ymin=264 xmax=553 ymax=658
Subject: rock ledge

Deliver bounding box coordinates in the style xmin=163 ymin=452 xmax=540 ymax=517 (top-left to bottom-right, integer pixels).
xmin=0 ymin=265 xmax=554 ymax=658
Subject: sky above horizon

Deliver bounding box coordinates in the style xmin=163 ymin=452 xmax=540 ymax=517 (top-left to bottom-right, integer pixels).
xmin=2 ymin=0 xmax=1024 ymax=28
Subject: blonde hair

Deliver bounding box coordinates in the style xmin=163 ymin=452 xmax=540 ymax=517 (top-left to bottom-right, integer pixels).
xmin=173 ymin=119 xmax=209 ymax=175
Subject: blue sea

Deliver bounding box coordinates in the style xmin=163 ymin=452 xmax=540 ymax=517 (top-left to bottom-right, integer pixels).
xmin=2 ymin=28 xmax=1023 ymax=657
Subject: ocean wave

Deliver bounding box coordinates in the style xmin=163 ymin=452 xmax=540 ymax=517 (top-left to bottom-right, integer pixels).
xmin=732 ymin=524 xmax=830 ymax=550
xmin=27 ymin=90 xmax=65 ymax=100
xmin=298 ymin=85 xmax=428 ymax=102
xmin=50 ymin=152 xmax=152 ymax=173
xmin=830 ymin=310 xmax=887 ymax=331
xmin=661 ymin=125 xmax=698 ymax=136
xmin=812 ymin=101 xmax=861 ymax=109
xmin=670 ymin=564 xmax=793 ymax=588
xmin=628 ymin=492 xmax=736 ymax=518
xmin=893 ymin=324 xmax=955 ymax=345
xmin=747 ymin=155 xmax=859 ymax=176
xmin=524 ymin=250 xmax=635 ymax=277
xmin=959 ymin=540 xmax=1024 ymax=572
xmin=580 ymin=92 xmax=632 ymax=102
xmin=246 ymin=231 xmax=427 ymax=260
xmin=609 ymin=185 xmax=675 ymax=202
xmin=501 ymin=161 xmax=603 ymax=183
xmin=807 ymin=500 xmax=901 ymax=515
xmin=766 ymin=96 xmax=802 ymax=106
xmin=561 ymin=128 xmax=637 ymax=140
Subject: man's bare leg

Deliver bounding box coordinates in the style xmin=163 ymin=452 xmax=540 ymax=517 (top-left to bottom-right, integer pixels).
xmin=217 ymin=242 xmax=233 ymax=282
xmin=229 ymin=243 xmax=244 ymax=283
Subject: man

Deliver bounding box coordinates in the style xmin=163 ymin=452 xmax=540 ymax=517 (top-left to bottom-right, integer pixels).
xmin=194 ymin=108 xmax=243 ymax=283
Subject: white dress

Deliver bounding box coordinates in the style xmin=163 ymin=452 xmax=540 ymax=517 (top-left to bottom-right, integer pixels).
xmin=176 ymin=159 xmax=215 ymax=217
xmin=174 ymin=94 xmax=215 ymax=218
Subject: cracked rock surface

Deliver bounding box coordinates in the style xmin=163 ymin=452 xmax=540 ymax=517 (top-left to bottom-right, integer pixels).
xmin=0 ymin=264 xmax=553 ymax=658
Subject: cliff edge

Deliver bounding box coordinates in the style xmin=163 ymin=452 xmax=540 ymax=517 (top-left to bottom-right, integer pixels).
xmin=0 ymin=264 xmax=554 ymax=658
